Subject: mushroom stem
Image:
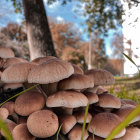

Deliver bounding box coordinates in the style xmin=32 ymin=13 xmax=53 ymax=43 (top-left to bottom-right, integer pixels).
xmin=62 ymin=108 xmax=73 ymax=115
xmin=36 ymin=85 xmax=47 ymax=98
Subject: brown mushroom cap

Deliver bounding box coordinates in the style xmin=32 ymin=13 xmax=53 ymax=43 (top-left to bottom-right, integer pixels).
xmin=12 ymin=123 xmax=35 ymax=140
xmin=74 ymin=111 xmax=92 ymax=123
xmin=58 ymin=74 xmax=94 ymax=90
xmin=0 ymin=47 xmax=15 ymax=58
xmin=115 ymin=127 xmax=140 ymax=140
xmin=68 ymin=125 xmax=89 ymax=140
xmin=46 ymin=91 xmax=88 ymax=108
xmin=88 ymin=112 xmax=126 ymax=138
xmin=31 ymin=56 xmax=57 ymax=64
xmin=1 ymin=119 xmax=17 ymax=136
xmin=28 ymin=59 xmax=74 ymax=84
xmin=96 ymin=86 xmax=108 ymax=94
xmin=1 ymin=101 xmax=15 ymax=115
xmin=121 ymin=99 xmax=138 ymax=107
xmin=27 ymin=110 xmax=59 ymax=138
xmin=15 ymin=91 xmax=45 ymax=116
xmin=59 ymin=115 xmax=76 ymax=134
xmin=0 ymin=107 xmax=9 ymax=120
xmin=1 ymin=62 xmax=36 ymax=83
xmin=72 ymin=64 xmax=84 ymax=75
xmin=115 ymin=105 xmax=140 ymax=124
xmin=84 ymin=92 xmax=99 ymax=104
xmin=3 ymin=57 xmax=28 ymax=69
xmin=85 ymin=69 xmax=115 ymax=85
xmin=98 ymin=93 xmax=121 ymax=109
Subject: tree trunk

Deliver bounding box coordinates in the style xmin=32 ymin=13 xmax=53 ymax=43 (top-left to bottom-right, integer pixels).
xmin=22 ymin=0 xmax=57 ymax=60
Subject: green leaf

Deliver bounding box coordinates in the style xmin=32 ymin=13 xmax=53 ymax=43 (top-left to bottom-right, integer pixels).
xmin=105 ymin=104 xmax=140 ymax=140
xmin=0 ymin=119 xmax=13 ymax=140
xmin=81 ymin=103 xmax=89 ymax=140
xmin=0 ymin=84 xmax=39 ymax=107
xmin=123 ymin=52 xmax=140 ymax=76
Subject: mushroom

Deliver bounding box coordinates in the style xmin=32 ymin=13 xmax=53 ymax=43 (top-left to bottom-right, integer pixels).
xmin=0 ymin=47 xmax=15 ymax=58
xmin=88 ymin=112 xmax=126 ymax=138
xmin=83 ymin=92 xmax=99 ymax=105
xmin=0 ymin=107 xmax=9 ymax=120
xmin=31 ymin=56 xmax=57 ymax=64
xmin=1 ymin=101 xmax=15 ymax=115
xmin=59 ymin=115 xmax=77 ymax=134
xmin=68 ymin=124 xmax=89 ymax=140
xmin=97 ymin=93 xmax=121 ymax=112
xmin=0 ymin=119 xmax=17 ymax=136
xmin=3 ymin=83 xmax=24 ymax=92
xmin=114 ymin=105 xmax=140 ymax=124
xmin=58 ymin=74 xmax=94 ymax=91
xmin=1 ymin=62 xmax=37 ymax=84
xmin=27 ymin=110 xmax=59 ymax=138
xmin=2 ymin=57 xmax=28 ymax=70
xmin=28 ymin=59 xmax=74 ymax=95
xmin=115 ymin=127 xmax=140 ymax=140
xmin=85 ymin=69 xmax=115 ymax=86
xmin=121 ymin=99 xmax=138 ymax=107
xmin=72 ymin=64 xmax=84 ymax=75
xmin=74 ymin=111 xmax=92 ymax=124
xmin=14 ymin=91 xmax=45 ymax=116
xmin=12 ymin=123 xmax=35 ymax=140
xmin=96 ymin=86 xmax=108 ymax=95
xmin=46 ymin=90 xmax=88 ymax=115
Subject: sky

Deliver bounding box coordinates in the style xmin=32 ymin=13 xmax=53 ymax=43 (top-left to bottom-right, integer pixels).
xmin=0 ymin=0 xmax=117 ymax=57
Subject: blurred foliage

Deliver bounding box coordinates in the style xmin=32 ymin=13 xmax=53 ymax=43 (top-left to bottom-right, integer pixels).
xmin=49 ymin=17 xmax=81 ymax=57
xmin=9 ymin=0 xmax=140 ymax=37
xmin=109 ymin=83 xmax=140 ymax=103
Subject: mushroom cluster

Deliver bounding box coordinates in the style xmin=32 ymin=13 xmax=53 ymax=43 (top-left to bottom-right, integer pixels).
xmin=0 ymin=52 xmax=140 ymax=140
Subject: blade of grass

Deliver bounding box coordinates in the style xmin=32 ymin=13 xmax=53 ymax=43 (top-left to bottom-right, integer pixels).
xmin=56 ymin=123 xmax=63 ymax=140
xmin=105 ymin=104 xmax=140 ymax=140
xmin=0 ymin=84 xmax=39 ymax=106
xmin=123 ymin=52 xmax=140 ymax=76
xmin=81 ymin=103 xmax=89 ymax=140
xmin=0 ymin=119 xmax=13 ymax=140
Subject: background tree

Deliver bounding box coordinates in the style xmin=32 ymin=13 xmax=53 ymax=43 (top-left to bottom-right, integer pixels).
xmin=22 ymin=0 xmax=56 ymax=60
xmin=6 ymin=0 xmax=140 ymax=61
xmin=0 ymin=22 xmax=29 ymax=58
xmin=49 ymin=18 xmax=81 ymax=57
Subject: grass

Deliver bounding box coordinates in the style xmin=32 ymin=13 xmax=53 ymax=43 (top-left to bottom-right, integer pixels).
xmin=0 ymin=119 xmax=13 ymax=140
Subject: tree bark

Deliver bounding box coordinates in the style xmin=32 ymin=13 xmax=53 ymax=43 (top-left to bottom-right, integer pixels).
xmin=22 ymin=0 xmax=57 ymax=60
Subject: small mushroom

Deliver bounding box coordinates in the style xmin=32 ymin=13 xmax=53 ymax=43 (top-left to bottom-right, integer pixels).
xmin=115 ymin=127 xmax=140 ymax=140
xmin=12 ymin=123 xmax=35 ymax=140
xmin=97 ymin=93 xmax=121 ymax=112
xmin=0 ymin=107 xmax=9 ymax=120
xmin=68 ymin=124 xmax=89 ymax=140
xmin=27 ymin=110 xmax=59 ymax=138
xmin=74 ymin=111 xmax=92 ymax=124
xmin=1 ymin=101 xmax=15 ymax=115
xmin=85 ymin=69 xmax=115 ymax=86
xmin=115 ymin=105 xmax=140 ymax=124
xmin=14 ymin=91 xmax=45 ymax=116
xmin=59 ymin=115 xmax=76 ymax=134
xmin=0 ymin=47 xmax=15 ymax=58
xmin=58 ymin=74 xmax=94 ymax=91
xmin=88 ymin=112 xmax=126 ymax=138
xmin=46 ymin=90 xmax=88 ymax=115
xmin=72 ymin=64 xmax=84 ymax=75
